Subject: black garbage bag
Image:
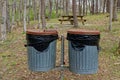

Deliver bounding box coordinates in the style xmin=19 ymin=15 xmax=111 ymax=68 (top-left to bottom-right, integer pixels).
xmin=26 ymin=34 xmax=58 ymax=52
xmin=67 ymin=33 xmax=100 ymax=51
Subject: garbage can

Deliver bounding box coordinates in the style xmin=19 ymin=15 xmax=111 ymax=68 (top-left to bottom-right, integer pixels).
xmin=26 ymin=29 xmax=58 ymax=72
xmin=67 ymin=29 xmax=100 ymax=74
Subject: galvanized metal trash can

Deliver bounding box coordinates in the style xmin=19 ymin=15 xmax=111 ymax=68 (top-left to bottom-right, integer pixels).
xmin=67 ymin=29 xmax=100 ymax=74
xmin=26 ymin=29 xmax=58 ymax=72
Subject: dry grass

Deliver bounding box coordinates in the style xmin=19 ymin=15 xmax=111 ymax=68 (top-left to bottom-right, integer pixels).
xmin=0 ymin=14 xmax=120 ymax=80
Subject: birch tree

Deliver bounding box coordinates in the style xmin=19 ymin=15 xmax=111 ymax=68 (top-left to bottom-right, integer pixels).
xmin=109 ymin=0 xmax=113 ymax=31
xmin=24 ymin=0 xmax=27 ymax=32
xmin=38 ymin=0 xmax=41 ymax=28
xmin=11 ymin=0 xmax=15 ymax=29
xmin=1 ymin=0 xmax=7 ymax=41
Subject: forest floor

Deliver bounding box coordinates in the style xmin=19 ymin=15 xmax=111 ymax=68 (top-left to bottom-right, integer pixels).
xmin=0 ymin=14 xmax=120 ymax=80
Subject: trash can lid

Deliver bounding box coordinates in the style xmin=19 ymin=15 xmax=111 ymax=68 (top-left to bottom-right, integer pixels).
xmin=26 ymin=29 xmax=58 ymax=35
xmin=67 ymin=29 xmax=100 ymax=35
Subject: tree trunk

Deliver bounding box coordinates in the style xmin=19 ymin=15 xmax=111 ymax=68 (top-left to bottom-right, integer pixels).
xmin=1 ymin=0 xmax=7 ymax=41
xmin=66 ymin=0 xmax=69 ymax=15
xmin=99 ymin=0 xmax=103 ymax=13
xmin=12 ymin=0 xmax=15 ymax=26
xmin=27 ymin=0 xmax=31 ymax=24
xmin=6 ymin=0 xmax=11 ymax=33
xmin=38 ymin=0 xmax=41 ymax=28
xmin=60 ymin=0 xmax=62 ymax=16
xmin=85 ymin=0 xmax=88 ymax=15
xmin=106 ymin=0 xmax=110 ymax=13
xmin=63 ymin=0 xmax=65 ymax=15
xmin=72 ymin=0 xmax=78 ymax=27
xmin=88 ymin=0 xmax=91 ymax=14
xmin=78 ymin=0 xmax=82 ymax=16
xmin=48 ymin=0 xmax=52 ymax=19
xmin=96 ymin=0 xmax=98 ymax=14
xmin=41 ymin=0 xmax=46 ymax=29
xmin=109 ymin=0 xmax=113 ymax=31
xmin=19 ymin=0 xmax=23 ymax=21
xmin=103 ymin=0 xmax=107 ymax=13
xmin=117 ymin=0 xmax=120 ymax=8
xmin=23 ymin=0 xmax=27 ymax=32
xmin=55 ymin=0 xmax=59 ymax=17
xmin=91 ymin=0 xmax=95 ymax=14
xmin=112 ymin=0 xmax=118 ymax=21
xmin=33 ymin=0 xmax=37 ymax=20
xmin=83 ymin=0 xmax=85 ymax=15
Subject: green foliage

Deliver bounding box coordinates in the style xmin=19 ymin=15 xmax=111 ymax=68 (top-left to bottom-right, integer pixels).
xmin=46 ymin=10 xmax=57 ymax=19
xmin=48 ymin=25 xmax=54 ymax=28
xmin=28 ymin=9 xmax=35 ymax=21
xmin=22 ymin=32 xmax=26 ymax=34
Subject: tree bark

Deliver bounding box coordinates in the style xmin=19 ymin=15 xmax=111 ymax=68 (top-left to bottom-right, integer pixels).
xmin=72 ymin=0 xmax=78 ymax=27
xmin=91 ymin=0 xmax=95 ymax=14
xmin=112 ymin=0 xmax=118 ymax=21
xmin=1 ymin=0 xmax=7 ymax=41
xmin=106 ymin=0 xmax=110 ymax=13
xmin=48 ymin=0 xmax=52 ymax=19
xmin=6 ymin=0 xmax=11 ymax=33
xmin=78 ymin=0 xmax=82 ymax=16
xmin=109 ymin=0 xmax=113 ymax=31
xmin=41 ymin=0 xmax=46 ymax=29
xmin=63 ymin=0 xmax=65 ymax=15
xmin=66 ymin=0 xmax=69 ymax=15
xmin=23 ymin=0 xmax=27 ymax=32
xmin=60 ymin=0 xmax=62 ymax=16
xmin=38 ymin=0 xmax=41 ymax=29
xmin=12 ymin=0 xmax=15 ymax=26
xmin=85 ymin=0 xmax=88 ymax=15
xmin=103 ymin=0 xmax=107 ymax=13
xmin=33 ymin=0 xmax=37 ymax=20
xmin=83 ymin=0 xmax=85 ymax=15
xmin=96 ymin=0 xmax=98 ymax=14
xmin=19 ymin=0 xmax=23 ymax=21
xmin=117 ymin=0 xmax=120 ymax=8
xmin=55 ymin=0 xmax=59 ymax=17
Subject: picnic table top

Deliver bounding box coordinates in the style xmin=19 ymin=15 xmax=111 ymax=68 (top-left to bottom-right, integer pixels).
xmin=61 ymin=15 xmax=84 ymax=17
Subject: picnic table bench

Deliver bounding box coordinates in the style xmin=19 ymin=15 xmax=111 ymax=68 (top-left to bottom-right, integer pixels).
xmin=58 ymin=15 xmax=86 ymax=25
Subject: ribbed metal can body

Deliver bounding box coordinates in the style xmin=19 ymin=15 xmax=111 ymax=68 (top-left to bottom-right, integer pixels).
xmin=27 ymin=40 xmax=57 ymax=72
xmin=68 ymin=41 xmax=98 ymax=74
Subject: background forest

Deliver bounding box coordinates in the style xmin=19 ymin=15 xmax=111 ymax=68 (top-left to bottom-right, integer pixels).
xmin=0 ymin=0 xmax=120 ymax=40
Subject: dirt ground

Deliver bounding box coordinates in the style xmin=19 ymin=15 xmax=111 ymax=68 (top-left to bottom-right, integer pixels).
xmin=0 ymin=14 xmax=120 ymax=80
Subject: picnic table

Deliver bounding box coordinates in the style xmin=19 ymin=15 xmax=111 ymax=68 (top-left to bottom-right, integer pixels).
xmin=58 ymin=15 xmax=86 ymax=25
